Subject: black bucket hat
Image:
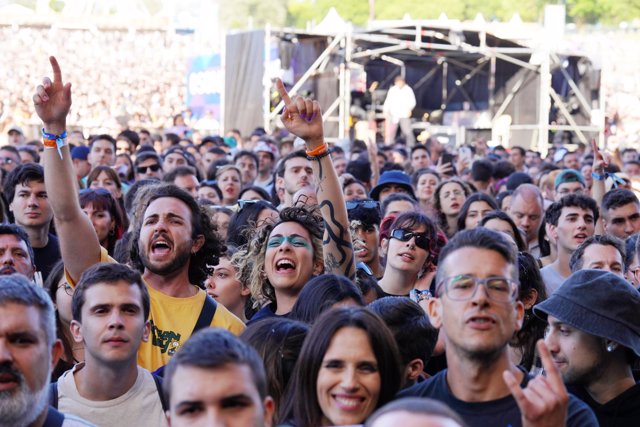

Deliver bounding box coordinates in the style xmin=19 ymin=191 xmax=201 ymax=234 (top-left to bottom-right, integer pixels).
xmin=534 ymin=269 xmax=640 ymax=356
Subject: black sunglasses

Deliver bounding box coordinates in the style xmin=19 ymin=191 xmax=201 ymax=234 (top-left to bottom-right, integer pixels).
xmin=79 ymin=187 xmax=112 ymax=197
xmin=136 ymin=164 xmax=161 ymax=174
xmin=390 ymin=228 xmax=430 ymax=251
xmin=346 ymin=200 xmax=379 ymax=210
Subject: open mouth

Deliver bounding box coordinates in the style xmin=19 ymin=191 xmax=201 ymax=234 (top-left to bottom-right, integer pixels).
xmin=275 ymin=258 xmax=296 ymax=273
xmin=151 ymin=238 xmax=172 ymax=255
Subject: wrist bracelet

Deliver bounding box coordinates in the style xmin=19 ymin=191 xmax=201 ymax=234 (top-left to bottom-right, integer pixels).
xmin=307 ymin=149 xmax=331 ymax=161
xmin=41 ymin=128 xmax=67 ymax=160
xmin=410 ymin=289 xmax=432 ymax=303
xmin=305 ymin=143 xmax=328 ymax=157
xmin=591 ymin=171 xmax=606 ymax=181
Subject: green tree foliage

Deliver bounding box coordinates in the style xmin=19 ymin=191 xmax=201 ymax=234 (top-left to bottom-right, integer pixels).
xmin=285 ymin=0 xmax=640 ymax=28
xmin=220 ymin=0 xmax=289 ymax=29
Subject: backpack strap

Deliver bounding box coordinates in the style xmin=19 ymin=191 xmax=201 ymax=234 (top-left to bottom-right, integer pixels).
xmin=49 ymin=381 xmax=59 ymax=409
xmin=152 ymin=373 xmax=168 ymax=412
xmin=192 ymin=294 xmax=217 ymax=335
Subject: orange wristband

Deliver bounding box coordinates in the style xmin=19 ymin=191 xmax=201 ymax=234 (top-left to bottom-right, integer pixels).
xmin=43 ymin=138 xmax=57 ymax=149
xmin=305 ymin=143 xmax=328 ymax=157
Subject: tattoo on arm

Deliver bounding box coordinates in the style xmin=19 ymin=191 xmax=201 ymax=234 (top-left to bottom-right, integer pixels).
xmin=319 ymin=199 xmax=355 ymax=278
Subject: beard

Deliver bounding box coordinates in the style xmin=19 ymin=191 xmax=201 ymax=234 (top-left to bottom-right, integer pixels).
xmin=139 ymin=239 xmax=194 ymax=277
xmin=0 ymin=363 xmax=50 ymax=427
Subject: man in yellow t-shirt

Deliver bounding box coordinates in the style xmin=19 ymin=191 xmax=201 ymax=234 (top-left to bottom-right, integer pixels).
xmin=35 ymin=56 xmax=244 ymax=372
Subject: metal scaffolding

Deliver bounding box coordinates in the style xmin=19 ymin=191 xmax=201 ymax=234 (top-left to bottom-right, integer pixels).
xmin=264 ymin=20 xmax=602 ymax=154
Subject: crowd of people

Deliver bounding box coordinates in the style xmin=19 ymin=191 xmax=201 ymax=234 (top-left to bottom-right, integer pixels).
xmin=0 ymin=55 xmax=638 ymax=427
xmin=1 ymin=25 xmax=194 ymax=137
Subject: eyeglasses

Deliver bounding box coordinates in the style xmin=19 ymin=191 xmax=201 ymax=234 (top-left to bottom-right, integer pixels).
xmin=58 ymin=282 xmax=74 ymax=297
xmin=437 ymin=275 xmax=518 ymax=302
xmin=390 ymin=229 xmax=430 ymax=251
xmin=346 ymin=200 xmax=380 ymax=210
xmin=136 ymin=164 xmax=161 ymax=174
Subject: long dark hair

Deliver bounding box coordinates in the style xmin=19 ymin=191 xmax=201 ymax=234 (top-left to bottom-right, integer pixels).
xmin=513 ymin=252 xmax=548 ymax=370
xmin=289 ymin=274 xmax=364 ymax=323
xmin=241 ymin=318 xmax=309 ymax=423
xmin=456 ymin=192 xmax=498 ymax=231
xmin=44 ymin=261 xmax=75 ymax=366
xmin=280 ymin=307 xmax=403 ymax=426
xmin=227 ymin=200 xmax=278 ymax=248
xmin=129 ymin=184 xmax=225 ymax=287
xmin=79 ymin=188 xmax=126 ymax=256
xmin=480 ymin=210 xmax=527 ymax=252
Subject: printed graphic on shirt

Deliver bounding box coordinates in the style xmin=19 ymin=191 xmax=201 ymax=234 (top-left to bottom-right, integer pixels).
xmin=150 ymin=320 xmax=181 ymax=356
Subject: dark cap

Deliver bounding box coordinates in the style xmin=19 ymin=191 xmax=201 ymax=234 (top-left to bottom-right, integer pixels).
xmin=369 ymin=171 xmax=415 ymax=201
xmin=71 ymin=145 xmax=90 ymax=161
xmin=534 ymin=269 xmax=640 ymax=356
xmin=506 ymin=172 xmax=533 ymax=191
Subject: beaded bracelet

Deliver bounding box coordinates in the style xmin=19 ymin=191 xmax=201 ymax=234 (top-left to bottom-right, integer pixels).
xmin=41 ymin=128 xmax=67 ymax=159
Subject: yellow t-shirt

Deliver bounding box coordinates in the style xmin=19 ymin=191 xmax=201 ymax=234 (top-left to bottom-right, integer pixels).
xmin=67 ymin=248 xmax=245 ymax=372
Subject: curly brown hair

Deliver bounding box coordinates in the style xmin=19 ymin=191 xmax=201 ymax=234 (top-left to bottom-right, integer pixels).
xmin=234 ymin=206 xmax=324 ymax=308
xmin=129 ymin=183 xmax=225 ymax=287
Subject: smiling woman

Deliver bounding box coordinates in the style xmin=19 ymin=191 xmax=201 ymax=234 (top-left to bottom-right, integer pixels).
xmin=279 ymin=307 xmax=402 ymax=426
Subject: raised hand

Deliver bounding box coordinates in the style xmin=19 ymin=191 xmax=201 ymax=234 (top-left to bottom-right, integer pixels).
xmin=33 ymin=56 xmax=72 ymax=134
xmin=275 ymin=79 xmax=324 ymax=149
xmin=503 ymin=340 xmax=569 ymax=427
xmin=591 ymin=138 xmax=608 ymax=174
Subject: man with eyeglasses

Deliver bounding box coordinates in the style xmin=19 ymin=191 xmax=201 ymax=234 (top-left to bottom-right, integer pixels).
xmin=0 ymin=145 xmax=22 ymax=173
xmin=134 ymin=152 xmax=164 ymax=181
xmin=400 ymin=228 xmax=598 ymax=427
xmin=554 ymin=170 xmax=586 ymax=201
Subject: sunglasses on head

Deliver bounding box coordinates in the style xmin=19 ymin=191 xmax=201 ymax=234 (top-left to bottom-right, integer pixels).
xmin=79 ymin=187 xmax=111 ymax=196
xmin=346 ymin=200 xmax=379 ymax=210
xmin=136 ymin=164 xmax=161 ymax=174
xmin=390 ymin=228 xmax=430 ymax=251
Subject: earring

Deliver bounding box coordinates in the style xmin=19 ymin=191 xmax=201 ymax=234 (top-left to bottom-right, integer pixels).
xmin=606 ymin=343 xmax=616 ymax=352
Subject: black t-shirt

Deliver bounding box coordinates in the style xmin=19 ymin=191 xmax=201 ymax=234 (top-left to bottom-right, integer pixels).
xmin=33 ymin=233 xmax=61 ymax=283
xmin=569 ymin=382 xmax=640 ymax=427
xmin=399 ymin=368 xmax=599 ymax=427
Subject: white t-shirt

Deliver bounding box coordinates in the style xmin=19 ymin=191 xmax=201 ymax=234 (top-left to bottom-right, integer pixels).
xmin=57 ymin=364 xmax=168 ymax=427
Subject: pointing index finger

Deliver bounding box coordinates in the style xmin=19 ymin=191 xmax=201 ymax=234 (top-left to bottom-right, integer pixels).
xmin=537 ymin=340 xmax=565 ymax=393
xmin=50 ymin=56 xmax=62 ymax=85
xmin=276 ymin=78 xmax=293 ymax=107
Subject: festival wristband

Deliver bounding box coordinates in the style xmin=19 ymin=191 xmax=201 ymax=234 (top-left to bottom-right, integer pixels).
xmin=591 ymin=171 xmax=606 ymax=181
xmin=41 ymin=128 xmax=67 ymax=160
xmin=305 ymin=143 xmax=328 ymax=157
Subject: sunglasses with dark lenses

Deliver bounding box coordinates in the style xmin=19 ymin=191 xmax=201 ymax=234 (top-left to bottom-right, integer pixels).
xmin=136 ymin=164 xmax=161 ymax=174
xmin=346 ymin=200 xmax=379 ymax=210
xmin=79 ymin=188 xmax=112 ymax=197
xmin=390 ymin=228 xmax=430 ymax=251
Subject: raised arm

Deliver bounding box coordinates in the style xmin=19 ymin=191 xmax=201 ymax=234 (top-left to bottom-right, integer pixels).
xmin=34 ymin=56 xmax=101 ymax=284
xmin=276 ymin=79 xmax=355 ymax=279
xmin=590 ymin=139 xmax=607 ymax=235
